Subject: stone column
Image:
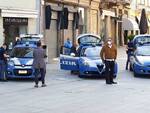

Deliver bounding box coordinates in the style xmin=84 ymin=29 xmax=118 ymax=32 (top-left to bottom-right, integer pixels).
xmin=105 ymin=16 xmax=111 ymax=39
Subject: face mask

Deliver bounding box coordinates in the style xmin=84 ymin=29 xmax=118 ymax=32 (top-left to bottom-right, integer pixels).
xmin=107 ymin=41 xmax=112 ymax=45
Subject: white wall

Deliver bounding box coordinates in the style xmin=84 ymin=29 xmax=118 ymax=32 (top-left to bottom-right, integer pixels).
xmin=0 ymin=18 xmax=4 ymax=46
xmin=28 ymin=18 xmax=37 ymax=34
xmin=0 ymin=0 xmax=36 ymax=10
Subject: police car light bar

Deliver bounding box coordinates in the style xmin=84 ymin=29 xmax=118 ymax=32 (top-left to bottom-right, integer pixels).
xmin=20 ymin=34 xmax=43 ymax=38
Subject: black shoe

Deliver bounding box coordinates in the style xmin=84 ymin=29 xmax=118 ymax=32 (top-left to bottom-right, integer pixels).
xmin=34 ymin=84 xmax=38 ymax=88
xmin=106 ymin=82 xmax=112 ymax=85
xmin=41 ymin=84 xmax=47 ymax=87
xmin=111 ymin=81 xmax=117 ymax=84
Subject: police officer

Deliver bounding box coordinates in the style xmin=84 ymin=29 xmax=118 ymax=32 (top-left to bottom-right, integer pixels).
xmin=0 ymin=43 xmax=9 ymax=81
xmin=126 ymin=39 xmax=134 ymax=70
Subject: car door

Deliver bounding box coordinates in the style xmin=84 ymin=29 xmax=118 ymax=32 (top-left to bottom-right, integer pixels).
xmin=60 ymin=46 xmax=79 ymax=71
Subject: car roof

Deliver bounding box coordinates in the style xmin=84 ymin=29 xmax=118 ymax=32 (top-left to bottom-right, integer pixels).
xmin=76 ymin=33 xmax=101 ymax=41
xmin=137 ymin=45 xmax=150 ymax=48
xmin=133 ymin=34 xmax=150 ymax=41
xmin=134 ymin=34 xmax=150 ymax=38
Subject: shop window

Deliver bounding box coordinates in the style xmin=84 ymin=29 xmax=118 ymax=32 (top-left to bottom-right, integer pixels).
xmin=131 ymin=30 xmax=134 ymax=35
xmin=19 ymin=26 xmax=27 ymax=35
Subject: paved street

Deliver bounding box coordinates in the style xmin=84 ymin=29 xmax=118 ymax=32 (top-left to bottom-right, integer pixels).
xmin=1 ymin=47 xmax=150 ymax=113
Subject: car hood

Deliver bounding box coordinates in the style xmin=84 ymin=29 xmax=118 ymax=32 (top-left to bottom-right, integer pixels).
xmin=136 ymin=56 xmax=150 ymax=66
xmin=81 ymin=57 xmax=103 ymax=65
xmin=9 ymin=57 xmax=33 ymax=65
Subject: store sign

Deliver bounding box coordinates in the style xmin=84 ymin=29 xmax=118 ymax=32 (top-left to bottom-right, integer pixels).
xmin=3 ymin=17 xmax=28 ymax=25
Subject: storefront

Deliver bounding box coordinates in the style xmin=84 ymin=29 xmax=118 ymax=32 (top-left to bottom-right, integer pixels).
xmin=3 ymin=17 xmax=28 ymax=46
xmin=0 ymin=8 xmax=38 ymax=46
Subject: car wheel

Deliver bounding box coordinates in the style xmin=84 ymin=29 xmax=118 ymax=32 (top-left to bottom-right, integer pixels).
xmin=70 ymin=71 xmax=74 ymax=74
xmin=71 ymin=71 xmax=79 ymax=75
xmin=134 ymin=71 xmax=139 ymax=77
xmin=78 ymin=74 xmax=84 ymax=78
xmin=78 ymin=72 xmax=85 ymax=78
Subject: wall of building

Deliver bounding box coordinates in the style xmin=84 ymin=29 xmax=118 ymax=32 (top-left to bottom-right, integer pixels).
xmin=28 ymin=18 xmax=37 ymax=34
xmin=0 ymin=17 xmax=4 ymax=46
xmin=0 ymin=0 xmax=36 ymax=10
xmin=0 ymin=0 xmax=39 ymax=46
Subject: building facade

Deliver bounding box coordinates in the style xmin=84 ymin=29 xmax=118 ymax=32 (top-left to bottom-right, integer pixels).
xmin=44 ymin=0 xmax=102 ymax=62
xmin=130 ymin=0 xmax=150 ymax=33
xmin=43 ymin=0 xmax=131 ymax=62
xmin=0 ymin=0 xmax=39 ymax=46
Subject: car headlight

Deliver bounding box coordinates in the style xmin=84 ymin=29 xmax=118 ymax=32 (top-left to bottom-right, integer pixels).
xmin=8 ymin=61 xmax=14 ymax=66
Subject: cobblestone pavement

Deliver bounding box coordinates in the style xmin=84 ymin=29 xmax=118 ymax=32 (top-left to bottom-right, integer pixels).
xmin=1 ymin=47 xmax=150 ymax=113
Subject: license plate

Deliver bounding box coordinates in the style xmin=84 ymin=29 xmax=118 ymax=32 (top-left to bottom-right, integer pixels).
xmin=18 ymin=70 xmax=27 ymax=74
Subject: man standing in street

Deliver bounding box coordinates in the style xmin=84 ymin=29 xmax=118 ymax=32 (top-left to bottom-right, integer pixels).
xmin=0 ymin=43 xmax=9 ymax=81
xmin=33 ymin=41 xmax=46 ymax=88
xmin=100 ymin=38 xmax=117 ymax=84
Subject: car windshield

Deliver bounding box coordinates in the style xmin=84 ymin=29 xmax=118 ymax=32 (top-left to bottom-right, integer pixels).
xmin=135 ymin=36 xmax=150 ymax=45
xmin=136 ymin=46 xmax=150 ymax=56
xmin=79 ymin=35 xmax=101 ymax=44
xmin=10 ymin=47 xmax=34 ymax=58
xmin=81 ymin=46 xmax=102 ymax=57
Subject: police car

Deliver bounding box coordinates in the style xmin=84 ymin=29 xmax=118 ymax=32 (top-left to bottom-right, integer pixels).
xmin=130 ymin=34 xmax=150 ymax=77
xmin=60 ymin=33 xmax=118 ymax=78
xmin=18 ymin=34 xmax=44 ymax=45
xmin=7 ymin=43 xmax=38 ymax=79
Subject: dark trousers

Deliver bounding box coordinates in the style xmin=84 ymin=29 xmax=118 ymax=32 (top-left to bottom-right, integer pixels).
xmin=126 ymin=52 xmax=132 ymax=70
xmin=105 ymin=60 xmax=115 ymax=83
xmin=34 ymin=68 xmax=45 ymax=85
xmin=0 ymin=60 xmax=6 ymax=80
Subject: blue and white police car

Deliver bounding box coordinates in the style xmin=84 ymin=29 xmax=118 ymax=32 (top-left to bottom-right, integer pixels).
xmin=60 ymin=33 xmax=118 ymax=78
xmin=130 ymin=34 xmax=150 ymax=77
xmin=19 ymin=34 xmax=44 ymax=44
xmin=7 ymin=43 xmax=38 ymax=79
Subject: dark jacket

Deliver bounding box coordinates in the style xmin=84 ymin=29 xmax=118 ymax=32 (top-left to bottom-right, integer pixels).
xmin=33 ymin=47 xmax=46 ymax=69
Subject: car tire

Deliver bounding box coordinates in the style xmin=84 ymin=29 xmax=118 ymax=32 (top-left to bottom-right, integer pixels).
xmin=78 ymin=72 xmax=85 ymax=78
xmin=71 ymin=71 xmax=79 ymax=75
xmin=78 ymin=74 xmax=84 ymax=78
xmin=70 ymin=71 xmax=74 ymax=74
xmin=134 ymin=71 xmax=139 ymax=77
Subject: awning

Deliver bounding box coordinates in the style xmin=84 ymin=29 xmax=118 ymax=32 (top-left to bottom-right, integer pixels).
xmin=122 ymin=18 xmax=139 ymax=31
xmin=1 ymin=9 xmax=38 ymax=18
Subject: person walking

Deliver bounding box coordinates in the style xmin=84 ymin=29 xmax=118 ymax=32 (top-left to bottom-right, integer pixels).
xmin=100 ymin=38 xmax=117 ymax=84
xmin=0 ymin=43 xmax=9 ymax=81
xmin=126 ymin=39 xmax=134 ymax=70
xmin=33 ymin=41 xmax=46 ymax=88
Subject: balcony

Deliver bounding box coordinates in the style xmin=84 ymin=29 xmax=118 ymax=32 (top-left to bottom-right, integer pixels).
xmin=118 ymin=0 xmax=130 ymax=5
xmin=102 ymin=0 xmax=130 ymax=7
